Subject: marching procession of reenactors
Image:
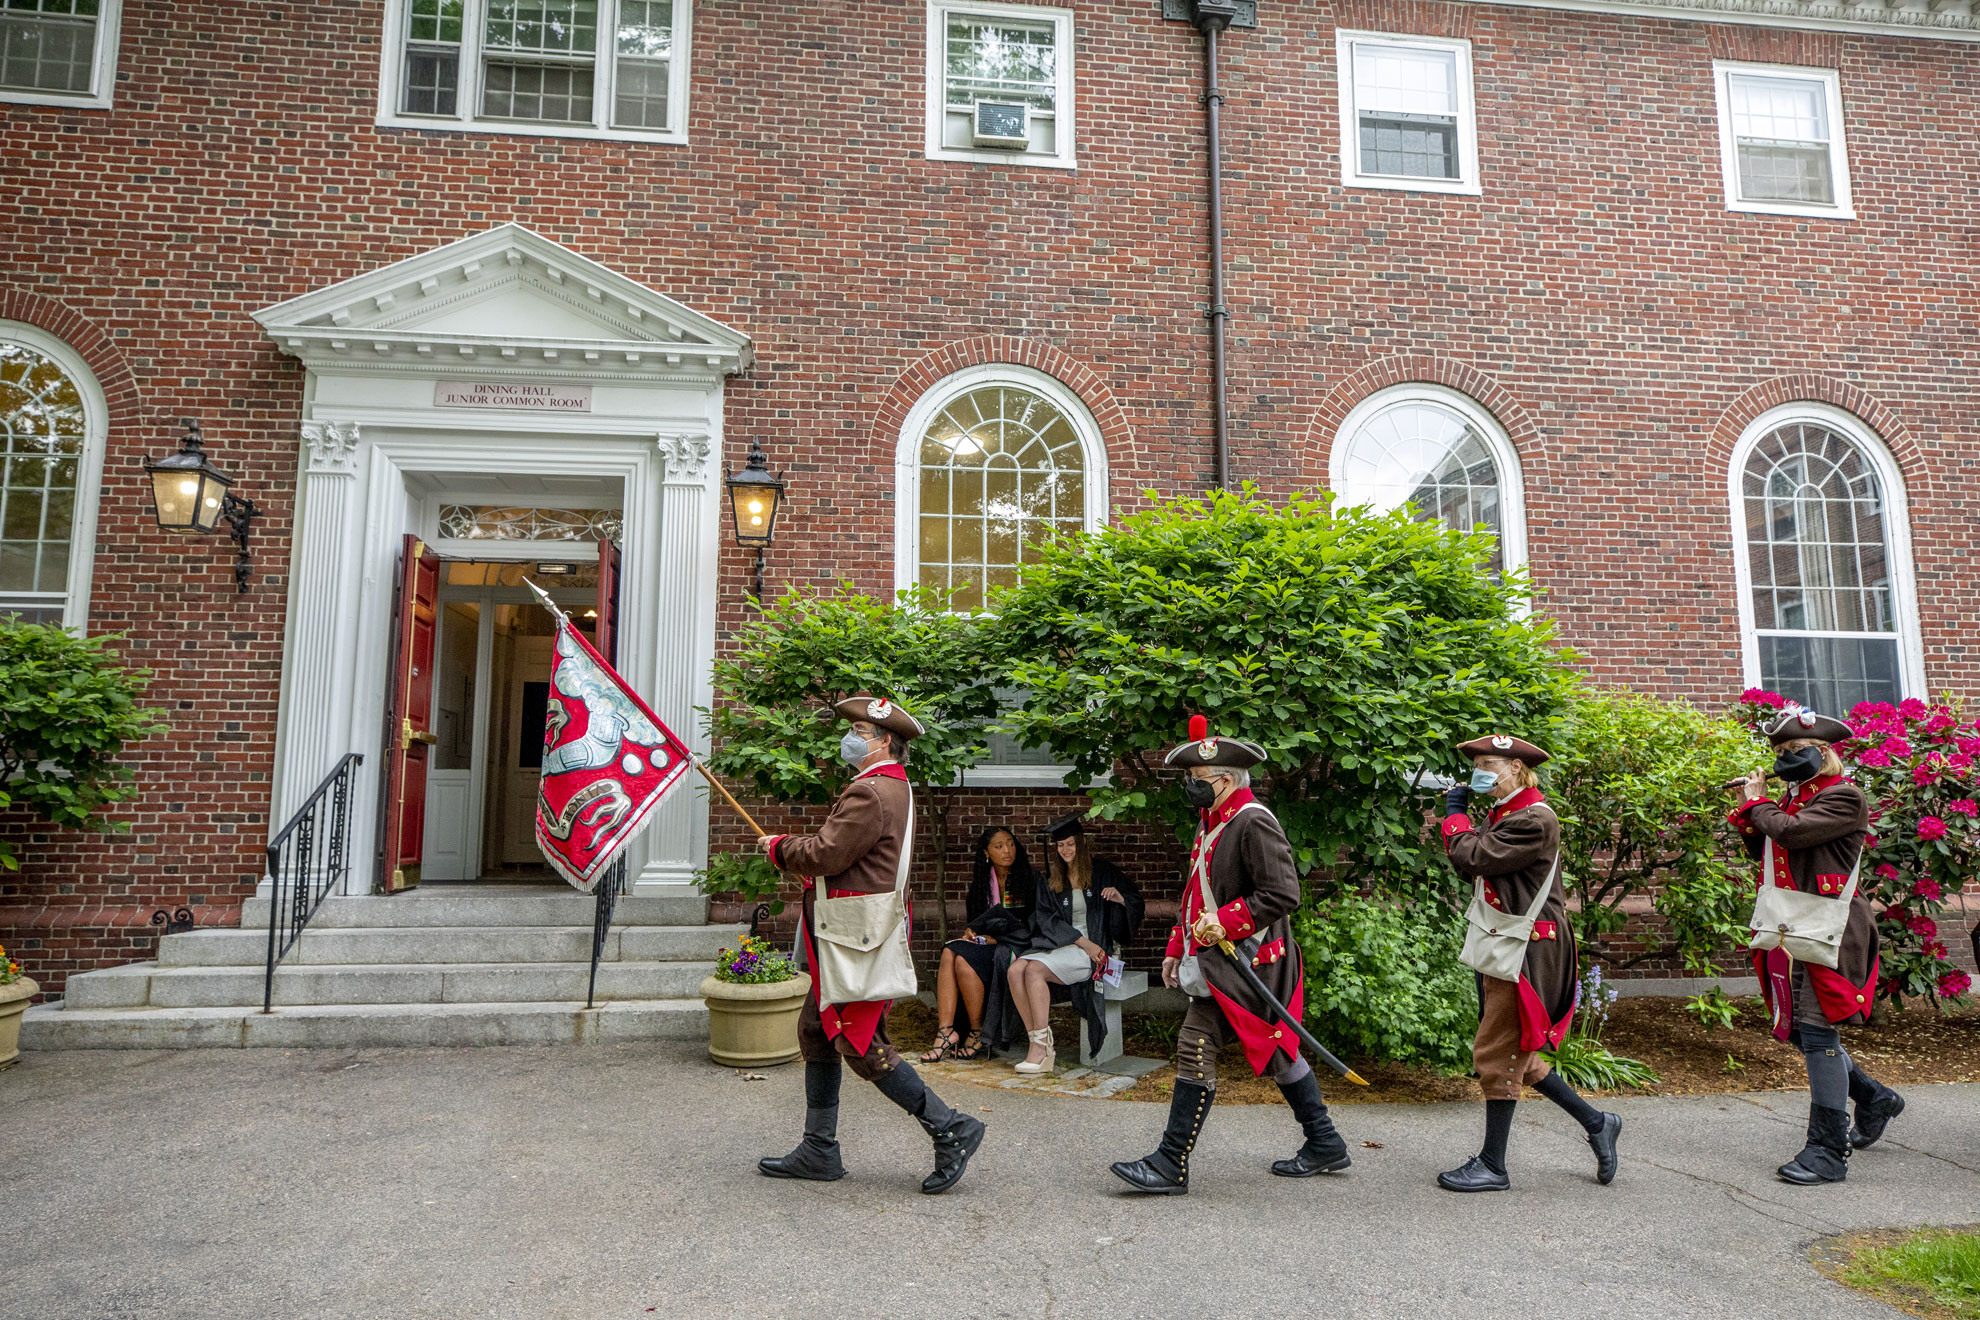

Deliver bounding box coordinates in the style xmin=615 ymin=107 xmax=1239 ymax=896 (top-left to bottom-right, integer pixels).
xmin=751 ymin=693 xmax=1906 ymax=1196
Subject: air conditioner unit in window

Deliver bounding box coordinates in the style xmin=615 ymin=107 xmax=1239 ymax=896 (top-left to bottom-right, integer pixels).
xmin=972 ymin=101 xmax=1030 ymax=149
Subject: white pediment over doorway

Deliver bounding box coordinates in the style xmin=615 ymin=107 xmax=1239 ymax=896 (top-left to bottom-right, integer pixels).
xmin=252 ymin=223 xmax=752 ymax=384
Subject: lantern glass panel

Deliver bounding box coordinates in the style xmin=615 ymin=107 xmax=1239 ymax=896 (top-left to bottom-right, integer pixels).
xmin=728 ymin=480 xmax=779 ymax=546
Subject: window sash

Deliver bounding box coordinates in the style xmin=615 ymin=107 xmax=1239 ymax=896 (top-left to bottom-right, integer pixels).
xmin=0 ymin=2 xmax=101 ymax=98
xmin=927 ymin=2 xmax=1074 ymax=166
xmin=1337 ymin=32 xmax=1476 ymax=193
xmin=1713 ymin=63 xmax=1851 ymax=216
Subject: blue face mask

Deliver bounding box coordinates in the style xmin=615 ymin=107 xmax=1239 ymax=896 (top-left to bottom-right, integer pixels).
xmin=839 ymin=732 xmax=871 ymax=767
xmin=1469 ymin=768 xmax=1500 ymax=794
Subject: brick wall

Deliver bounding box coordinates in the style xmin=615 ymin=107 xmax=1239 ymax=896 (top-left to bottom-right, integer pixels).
xmin=5 ymin=0 xmax=1979 ymax=992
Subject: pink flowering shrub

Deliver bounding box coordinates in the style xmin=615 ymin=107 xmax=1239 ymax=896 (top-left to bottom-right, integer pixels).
xmin=1734 ymin=691 xmax=1979 ymax=1009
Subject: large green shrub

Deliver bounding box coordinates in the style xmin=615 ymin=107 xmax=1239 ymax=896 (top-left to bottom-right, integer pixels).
xmin=1291 ymin=896 xmax=1477 ymax=1073
xmin=701 ymin=585 xmax=1001 ymax=939
xmin=0 ymin=621 xmax=166 ymax=870
xmin=1546 ymin=689 xmax=1766 ymax=976
xmin=991 ymin=486 xmax=1578 ymax=898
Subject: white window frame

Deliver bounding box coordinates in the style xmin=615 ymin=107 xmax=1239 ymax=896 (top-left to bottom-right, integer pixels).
xmin=0 ymin=321 xmax=109 ymax=632
xmin=894 ymin=362 xmax=1107 ymax=786
xmin=1329 ymin=383 xmax=1527 ymax=579
xmin=1711 ymin=61 xmax=1854 ymax=221
xmin=1726 ymin=402 xmax=1922 ymax=704
xmin=924 ymin=1 xmax=1077 ymax=171
xmin=0 ymin=0 xmax=121 ymax=110
xmin=1334 ymin=29 xmax=1481 ymax=197
xmin=375 ymin=0 xmax=692 ymax=145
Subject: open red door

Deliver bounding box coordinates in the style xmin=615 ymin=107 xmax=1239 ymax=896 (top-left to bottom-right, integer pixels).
xmin=378 ymin=534 xmax=440 ymax=893
xmin=595 ymin=538 xmax=622 ymax=666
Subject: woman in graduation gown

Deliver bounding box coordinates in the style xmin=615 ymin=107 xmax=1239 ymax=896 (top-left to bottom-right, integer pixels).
xmin=919 ymin=826 xmax=1035 ymax=1062
xmin=1730 ymin=707 xmax=1904 ymax=1184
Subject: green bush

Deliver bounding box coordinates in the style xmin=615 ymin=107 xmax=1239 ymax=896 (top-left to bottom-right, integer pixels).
xmin=0 ymin=621 xmax=166 ymax=870
xmin=1291 ymin=896 xmax=1477 ymax=1074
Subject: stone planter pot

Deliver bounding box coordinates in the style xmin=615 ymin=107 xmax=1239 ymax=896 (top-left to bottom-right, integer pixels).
xmin=701 ymin=972 xmax=810 ymax=1068
xmin=0 ymin=977 xmax=39 ymax=1068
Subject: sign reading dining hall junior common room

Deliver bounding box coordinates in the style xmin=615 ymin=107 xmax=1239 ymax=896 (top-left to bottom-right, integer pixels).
xmin=434 ymin=380 xmax=594 ymax=412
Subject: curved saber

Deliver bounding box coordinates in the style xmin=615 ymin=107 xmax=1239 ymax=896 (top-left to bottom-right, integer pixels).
xmin=1214 ymin=939 xmax=1369 ymax=1086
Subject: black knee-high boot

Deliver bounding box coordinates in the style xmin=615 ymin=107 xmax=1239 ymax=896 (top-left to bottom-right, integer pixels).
xmin=1780 ymin=1028 xmax=1852 ymax=1184
xmin=1847 ymin=1063 xmax=1905 ymax=1150
xmin=758 ymin=1059 xmax=846 ymax=1181
xmin=871 ymin=1061 xmax=986 ymax=1195
xmin=1112 ymin=1078 xmax=1212 ymax=1194
xmin=1272 ymin=1071 xmax=1350 ymax=1177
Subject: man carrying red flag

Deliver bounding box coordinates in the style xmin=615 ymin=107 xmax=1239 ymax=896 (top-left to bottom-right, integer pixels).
xmin=755 ymin=693 xmax=986 ymax=1195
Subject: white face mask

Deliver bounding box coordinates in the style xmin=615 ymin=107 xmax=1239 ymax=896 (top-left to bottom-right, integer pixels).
xmin=838 ymin=732 xmax=871 ymax=766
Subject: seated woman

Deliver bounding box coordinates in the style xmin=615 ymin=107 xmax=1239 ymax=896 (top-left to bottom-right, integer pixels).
xmin=919 ymin=826 xmax=1034 ymax=1062
xmin=1005 ymin=814 xmax=1145 ymax=1074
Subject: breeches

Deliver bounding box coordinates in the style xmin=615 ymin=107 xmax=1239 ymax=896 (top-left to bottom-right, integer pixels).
xmin=1175 ymin=997 xmax=1303 ymax=1088
xmin=1474 ymin=976 xmax=1551 ymax=1101
xmin=797 ymin=994 xmax=902 ymax=1080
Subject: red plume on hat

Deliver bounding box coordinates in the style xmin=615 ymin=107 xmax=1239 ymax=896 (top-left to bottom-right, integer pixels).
xmin=1188 ymin=714 xmax=1208 ymax=742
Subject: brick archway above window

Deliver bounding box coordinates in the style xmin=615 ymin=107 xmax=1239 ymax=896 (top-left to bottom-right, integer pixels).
xmin=869 ymin=337 xmax=1136 ymax=476
xmin=0 ymin=288 xmax=141 ymax=426
xmin=1710 ymin=375 xmax=1926 ymax=499
xmin=1305 ymin=355 xmax=1539 ymax=483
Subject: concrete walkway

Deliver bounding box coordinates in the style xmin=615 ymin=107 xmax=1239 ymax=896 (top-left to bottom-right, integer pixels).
xmin=2 ymin=1042 xmax=1974 ymax=1320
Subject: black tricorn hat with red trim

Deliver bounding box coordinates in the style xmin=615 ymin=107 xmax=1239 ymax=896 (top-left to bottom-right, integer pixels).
xmin=1456 ymin=733 xmax=1550 ymax=766
xmin=1762 ymin=707 xmax=1853 ymax=746
xmin=1163 ymin=715 xmax=1267 ymax=769
xmin=829 ymin=691 xmax=926 ymax=741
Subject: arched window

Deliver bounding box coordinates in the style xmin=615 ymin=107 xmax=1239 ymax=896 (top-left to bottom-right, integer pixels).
xmin=1330 ymin=384 xmax=1526 ymax=575
xmin=895 ymin=364 xmax=1107 ymax=611
xmin=1731 ymin=405 xmax=1921 ymax=714
xmin=1 ymin=327 xmax=106 ymax=629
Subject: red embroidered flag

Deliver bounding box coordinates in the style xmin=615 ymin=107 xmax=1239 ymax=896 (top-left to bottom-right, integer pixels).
xmin=530 ymin=587 xmax=694 ymax=892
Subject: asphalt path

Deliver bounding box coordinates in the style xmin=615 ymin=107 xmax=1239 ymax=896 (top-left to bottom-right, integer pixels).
xmin=3 ymin=1042 xmax=1974 ymax=1320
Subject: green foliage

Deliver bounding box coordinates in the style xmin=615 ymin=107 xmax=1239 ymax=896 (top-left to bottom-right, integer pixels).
xmin=0 ymin=622 xmax=167 ymax=856
xmin=1547 ymin=690 xmax=1766 ymax=975
xmin=1685 ymin=985 xmax=1740 ymax=1031
xmin=694 ymin=851 xmax=785 ymax=915
xmin=712 ymin=934 xmax=798 ymax=985
xmin=991 ymin=487 xmax=1577 ymax=895
xmin=1291 ymin=896 xmax=1478 ymax=1074
xmin=1546 ymin=1035 xmax=1662 ymax=1091
xmin=1840 ymin=1228 xmax=1980 ymax=1319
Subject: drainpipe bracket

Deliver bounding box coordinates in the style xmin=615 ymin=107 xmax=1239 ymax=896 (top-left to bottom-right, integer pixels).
xmin=1161 ymin=0 xmax=1257 ymax=29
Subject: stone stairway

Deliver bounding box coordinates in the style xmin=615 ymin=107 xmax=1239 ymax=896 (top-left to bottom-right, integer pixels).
xmin=22 ymin=888 xmax=742 ymax=1050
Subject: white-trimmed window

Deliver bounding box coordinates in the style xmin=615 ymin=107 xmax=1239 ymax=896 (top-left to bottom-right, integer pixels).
xmin=0 ymin=0 xmax=120 ymax=109
xmin=1712 ymin=62 xmax=1854 ymax=219
xmin=1730 ymin=405 xmax=1920 ymax=714
xmin=0 ymin=325 xmax=108 ymax=630
xmin=1335 ymin=30 xmax=1480 ymax=195
xmin=896 ymin=364 xmax=1107 ymax=784
xmin=377 ymin=0 xmax=691 ymax=143
xmin=1330 ymin=385 xmax=1525 ymax=576
xmin=924 ymin=1 xmax=1075 ymax=170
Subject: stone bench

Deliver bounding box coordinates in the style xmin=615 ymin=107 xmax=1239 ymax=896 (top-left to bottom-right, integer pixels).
xmin=1081 ymin=969 xmax=1150 ymax=1068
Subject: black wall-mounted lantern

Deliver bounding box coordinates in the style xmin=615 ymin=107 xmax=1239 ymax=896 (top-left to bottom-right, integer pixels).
xmin=723 ymin=438 xmax=786 ymax=603
xmin=143 ymin=419 xmax=263 ymax=593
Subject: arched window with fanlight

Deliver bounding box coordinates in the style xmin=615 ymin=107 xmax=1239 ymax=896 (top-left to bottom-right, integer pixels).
xmin=1329 ymin=384 xmax=1526 ymax=576
xmin=1731 ymin=405 xmax=1922 ymax=714
xmin=1 ymin=326 xmax=107 ymax=629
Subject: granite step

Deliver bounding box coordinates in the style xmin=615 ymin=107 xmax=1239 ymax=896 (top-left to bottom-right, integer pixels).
xmin=61 ymin=959 xmax=717 ymax=1010
xmin=155 ymin=923 xmax=743 ymax=969
xmin=238 ymin=891 xmax=708 ymax=929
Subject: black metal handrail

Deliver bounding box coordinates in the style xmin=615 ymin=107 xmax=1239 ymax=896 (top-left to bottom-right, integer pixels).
xmin=263 ymin=753 xmax=363 ymax=1013
xmin=585 ymin=854 xmax=629 ymax=1009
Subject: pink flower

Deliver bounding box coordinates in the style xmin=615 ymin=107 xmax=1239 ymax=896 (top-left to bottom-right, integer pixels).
xmin=1900 ymin=698 xmax=1929 ymax=721
xmin=1917 ymin=816 xmax=1948 ymax=841
xmin=1951 ymin=799 xmax=1979 ymax=817
xmin=1908 ymin=914 xmax=1938 ymax=940
xmin=1865 ymin=834 xmax=1880 ymax=849
xmin=1875 ymin=863 xmax=1900 ymax=881
xmin=1913 ymin=757 xmax=1946 ymax=786
xmin=1925 ymin=711 xmax=1958 ymax=736
xmin=1957 ymin=737 xmax=1980 ymax=757
xmin=1950 ymin=754 xmax=1976 ymax=776
xmin=1911 ymin=877 xmax=1944 ymax=902
xmin=1744 ymin=688 xmax=1788 ymax=709
xmin=1856 ymin=749 xmax=1891 ymax=768
xmin=1923 ymin=941 xmax=1947 ymax=960
xmin=1939 ymin=969 xmax=1972 ymax=1000
xmin=1881 ymin=737 xmax=1914 ymax=759
xmin=1851 ymin=700 xmax=1896 ymax=720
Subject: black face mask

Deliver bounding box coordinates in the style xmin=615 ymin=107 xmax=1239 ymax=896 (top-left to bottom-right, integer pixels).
xmin=1182 ymin=776 xmax=1219 ymax=809
xmin=1773 ymin=746 xmax=1826 ymax=783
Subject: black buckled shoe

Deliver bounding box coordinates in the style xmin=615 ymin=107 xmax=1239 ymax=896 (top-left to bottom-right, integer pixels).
xmin=1272 ymin=1071 xmax=1351 ymax=1178
xmin=1589 ymin=1112 xmax=1622 ymax=1185
xmin=1437 ymin=1155 xmax=1510 ymax=1193
xmin=1848 ymin=1075 xmax=1905 ymax=1150
xmin=1112 ymin=1078 xmax=1211 ymax=1195
xmin=921 ymin=1112 xmax=986 ymax=1195
xmin=758 ymin=1106 xmax=845 ymax=1181
xmin=1778 ymin=1104 xmax=1850 ymax=1185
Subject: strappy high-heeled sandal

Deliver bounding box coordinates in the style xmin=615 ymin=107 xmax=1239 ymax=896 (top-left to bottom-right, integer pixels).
xmin=919 ymin=1026 xmax=961 ymax=1063
xmin=951 ymin=1029 xmax=986 ymax=1061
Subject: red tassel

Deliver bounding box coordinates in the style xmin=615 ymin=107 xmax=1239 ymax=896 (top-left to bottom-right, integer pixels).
xmin=1188 ymin=714 xmax=1208 ymax=742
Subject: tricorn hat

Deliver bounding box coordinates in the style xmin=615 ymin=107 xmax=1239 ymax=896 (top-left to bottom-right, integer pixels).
xmin=1045 ymin=811 xmax=1086 ymax=842
xmin=1163 ymin=715 xmax=1267 ymax=770
xmin=1762 ymin=707 xmax=1852 ymax=746
xmin=1456 ymin=733 xmax=1550 ymax=767
xmin=830 ymin=691 xmax=925 ymax=741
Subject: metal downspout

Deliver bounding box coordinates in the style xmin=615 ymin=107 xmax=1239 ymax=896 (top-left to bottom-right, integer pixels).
xmin=1196 ymin=11 xmax=1234 ymax=492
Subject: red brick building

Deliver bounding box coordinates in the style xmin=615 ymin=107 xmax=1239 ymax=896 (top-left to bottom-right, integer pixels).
xmin=4 ymin=0 xmax=1977 ymax=998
